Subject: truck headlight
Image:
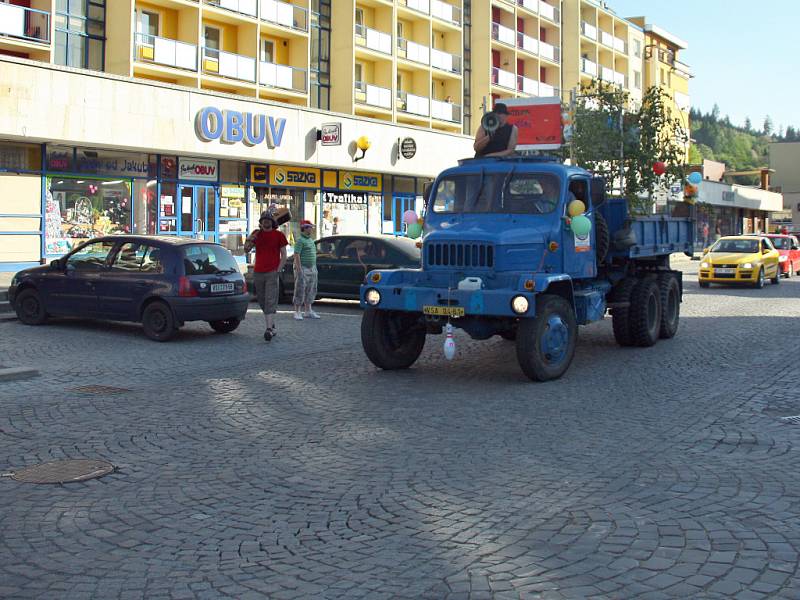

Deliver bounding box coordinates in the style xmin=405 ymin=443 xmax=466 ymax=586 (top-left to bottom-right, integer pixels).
xmin=365 ymin=289 xmax=381 ymax=306
xmin=741 ymin=263 xmax=753 ymax=269
xmin=700 ymin=262 xmax=709 ymax=268
xmin=779 ymin=255 xmax=787 ymax=262
xmin=511 ymin=295 xmax=529 ymax=315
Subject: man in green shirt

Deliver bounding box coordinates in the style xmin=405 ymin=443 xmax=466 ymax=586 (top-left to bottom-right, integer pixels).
xmin=293 ymin=220 xmax=319 ymax=320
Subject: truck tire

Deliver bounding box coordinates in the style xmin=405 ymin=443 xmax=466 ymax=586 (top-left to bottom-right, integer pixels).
xmin=611 ymin=277 xmax=637 ymax=347
xmin=361 ymin=308 xmax=426 ymax=370
xmin=657 ymin=273 xmax=680 ymax=339
xmin=629 ymin=278 xmax=661 ymax=347
xmin=595 ymin=212 xmax=610 ymax=264
xmin=516 ymin=295 xmax=577 ymax=382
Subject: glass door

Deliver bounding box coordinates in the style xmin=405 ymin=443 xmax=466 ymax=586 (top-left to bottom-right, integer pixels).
xmin=179 ymin=185 xmax=194 ymax=237
xmin=177 ymin=185 xmax=217 ymax=241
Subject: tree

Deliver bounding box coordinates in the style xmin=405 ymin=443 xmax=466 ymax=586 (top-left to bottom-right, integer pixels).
xmin=787 ymin=126 xmax=798 ymax=142
xmin=744 ymin=117 xmax=752 ymax=133
xmin=763 ymin=115 xmax=773 ymax=136
xmin=778 ymin=125 xmax=785 ymax=139
xmin=711 ymin=104 xmax=720 ymax=122
xmin=568 ymin=81 xmax=689 ymax=214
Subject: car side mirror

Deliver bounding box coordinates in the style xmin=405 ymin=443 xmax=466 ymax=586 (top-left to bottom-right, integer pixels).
xmin=49 ymin=259 xmax=63 ymax=270
xmin=762 ymin=248 xmax=770 ymax=255
xmin=702 ymin=247 xmax=709 ymax=254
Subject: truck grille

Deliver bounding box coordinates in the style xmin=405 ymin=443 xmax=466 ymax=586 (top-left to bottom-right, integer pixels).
xmin=426 ymin=242 xmax=495 ymax=268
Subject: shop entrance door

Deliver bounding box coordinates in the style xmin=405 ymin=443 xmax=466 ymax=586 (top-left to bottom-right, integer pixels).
xmin=390 ymin=194 xmax=416 ymax=234
xmin=178 ymin=185 xmax=217 ymax=241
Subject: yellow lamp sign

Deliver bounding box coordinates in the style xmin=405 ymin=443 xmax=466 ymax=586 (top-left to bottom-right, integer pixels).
xmin=338 ymin=171 xmax=382 ymax=192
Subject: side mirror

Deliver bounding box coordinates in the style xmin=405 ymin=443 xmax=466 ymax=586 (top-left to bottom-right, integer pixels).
xmin=49 ymin=259 xmax=63 ymax=270
xmin=702 ymin=247 xmax=710 ymax=255
xmin=423 ymin=181 xmax=433 ymax=204
xmin=590 ymin=176 xmax=606 ymax=206
xmin=762 ymin=248 xmax=770 ymax=255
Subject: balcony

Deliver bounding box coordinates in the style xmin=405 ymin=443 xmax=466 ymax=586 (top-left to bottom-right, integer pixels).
xmin=431 ymin=0 xmax=461 ymax=26
xmin=492 ymin=66 xmax=516 ymax=90
xmin=581 ymin=57 xmax=597 ymax=77
xmin=517 ymin=75 xmax=539 ymax=96
xmin=134 ymin=33 xmax=198 ymax=71
xmin=0 ymin=4 xmax=50 ymax=44
xmin=431 ymin=99 xmax=461 ymax=123
xmin=600 ymin=65 xmax=614 ymax=81
xmin=613 ymin=70 xmax=625 ymax=87
xmin=205 ymin=0 xmax=258 ymax=18
xmin=355 ymin=24 xmax=392 ymax=55
xmin=202 ymin=47 xmax=256 ymax=82
xmin=539 ymin=82 xmax=557 ymax=96
xmin=259 ymin=0 xmax=308 ymax=32
xmin=517 ymin=0 xmax=538 ymax=14
xmin=539 ymin=1 xmax=559 ymax=23
xmin=517 ymin=31 xmax=538 ymax=55
xmin=397 ymin=37 xmax=429 ymax=65
xmin=599 ymin=30 xmax=614 ymax=48
xmin=431 ymin=48 xmax=460 ymax=73
xmin=613 ymin=36 xmax=626 ymax=53
xmin=355 ymin=81 xmax=391 ymax=109
xmin=492 ymin=22 xmax=516 ymax=46
xmin=398 ymin=0 xmax=430 ymax=15
xmin=581 ymin=21 xmax=597 ymax=41
xmin=539 ymin=40 xmax=560 ymax=63
xmin=674 ymin=91 xmax=690 ymax=112
xmin=397 ymin=91 xmax=430 ymax=117
xmin=260 ymin=61 xmax=306 ymax=92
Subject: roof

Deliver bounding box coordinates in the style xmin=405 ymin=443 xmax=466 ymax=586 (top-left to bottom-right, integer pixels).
xmin=642 ymin=23 xmax=688 ymax=50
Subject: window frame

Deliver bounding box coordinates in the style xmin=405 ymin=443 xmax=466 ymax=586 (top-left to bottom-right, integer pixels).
xmin=54 ymin=0 xmax=106 ymax=72
xmin=65 ymin=239 xmax=117 ymax=271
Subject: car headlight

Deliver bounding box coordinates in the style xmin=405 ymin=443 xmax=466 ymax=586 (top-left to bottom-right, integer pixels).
xmin=700 ymin=262 xmax=709 ymax=268
xmin=511 ymin=295 xmax=529 ymax=315
xmin=741 ymin=263 xmax=753 ymax=269
xmin=779 ymin=255 xmax=788 ymax=262
xmin=365 ymin=288 xmax=381 ymax=306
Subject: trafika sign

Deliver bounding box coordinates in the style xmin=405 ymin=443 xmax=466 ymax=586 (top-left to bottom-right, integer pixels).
xmin=195 ymin=107 xmax=287 ymax=148
xmin=178 ymin=157 xmax=218 ymax=181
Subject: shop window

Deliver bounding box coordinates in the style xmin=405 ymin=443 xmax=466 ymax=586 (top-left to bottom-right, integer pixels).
xmin=65 ymin=240 xmax=116 ymax=270
xmin=111 ymin=242 xmax=163 ymax=273
xmin=0 ymin=142 xmax=41 ymax=172
xmin=220 ymin=161 xmax=247 ymax=183
xmin=159 ymin=182 xmax=177 ymax=232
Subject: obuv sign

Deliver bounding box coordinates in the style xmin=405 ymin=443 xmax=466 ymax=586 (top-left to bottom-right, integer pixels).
xmin=195 ymin=107 xmax=287 ymax=148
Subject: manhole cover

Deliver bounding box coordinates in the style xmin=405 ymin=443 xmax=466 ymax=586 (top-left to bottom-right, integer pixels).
xmin=70 ymin=385 xmax=131 ymax=395
xmin=9 ymin=459 xmax=114 ymax=484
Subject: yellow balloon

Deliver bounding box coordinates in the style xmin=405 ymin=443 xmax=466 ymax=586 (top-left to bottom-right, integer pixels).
xmin=567 ymin=200 xmax=586 ymax=217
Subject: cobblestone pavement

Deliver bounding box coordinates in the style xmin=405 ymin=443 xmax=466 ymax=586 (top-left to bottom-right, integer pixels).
xmin=2 ymin=259 xmax=800 ymax=599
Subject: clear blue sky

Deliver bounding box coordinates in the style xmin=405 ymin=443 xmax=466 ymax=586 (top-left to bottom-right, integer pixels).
xmin=608 ymin=0 xmax=796 ymax=133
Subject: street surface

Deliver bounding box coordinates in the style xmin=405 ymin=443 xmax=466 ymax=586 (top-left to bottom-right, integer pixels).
xmin=1 ymin=259 xmax=800 ymax=599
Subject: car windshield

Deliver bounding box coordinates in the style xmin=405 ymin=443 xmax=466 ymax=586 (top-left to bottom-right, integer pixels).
xmin=711 ymin=239 xmax=758 ymax=253
xmin=430 ymin=172 xmax=561 ymax=214
xmin=182 ymin=244 xmax=239 ymax=275
xmin=770 ymin=237 xmax=792 ymax=250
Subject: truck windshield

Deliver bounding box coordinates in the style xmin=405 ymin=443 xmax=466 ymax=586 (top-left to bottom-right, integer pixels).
xmin=431 ymin=173 xmax=561 ymax=215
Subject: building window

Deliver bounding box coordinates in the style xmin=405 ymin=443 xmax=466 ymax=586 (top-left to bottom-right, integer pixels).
xmin=136 ymin=9 xmax=160 ymax=38
xmin=310 ymin=0 xmax=331 ymax=109
xmin=204 ymin=26 xmax=221 ymax=51
xmin=634 ymin=70 xmax=641 ymax=89
xmin=633 ymin=39 xmax=641 ymax=58
xmin=54 ymin=0 xmax=106 ymax=72
xmin=260 ymin=39 xmax=274 ymax=63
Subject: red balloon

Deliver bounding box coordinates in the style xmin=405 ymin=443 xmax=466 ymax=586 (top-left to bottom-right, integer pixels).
xmin=653 ymin=161 xmax=666 ymax=175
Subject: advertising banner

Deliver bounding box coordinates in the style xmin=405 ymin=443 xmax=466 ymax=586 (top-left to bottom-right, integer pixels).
xmin=501 ymin=97 xmax=564 ymax=151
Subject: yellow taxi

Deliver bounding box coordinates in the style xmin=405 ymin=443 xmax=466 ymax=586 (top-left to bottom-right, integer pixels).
xmin=699 ymin=236 xmax=781 ymax=288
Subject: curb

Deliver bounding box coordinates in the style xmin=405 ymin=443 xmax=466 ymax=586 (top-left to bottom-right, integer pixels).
xmin=0 ymin=367 xmax=39 ymax=382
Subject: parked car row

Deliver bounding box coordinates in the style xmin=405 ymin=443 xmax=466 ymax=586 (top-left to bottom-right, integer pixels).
xmin=698 ymin=234 xmax=800 ymax=288
xmin=9 ymin=234 xmax=421 ymax=342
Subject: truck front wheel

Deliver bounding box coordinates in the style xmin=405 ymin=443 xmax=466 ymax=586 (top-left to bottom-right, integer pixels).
xmin=361 ymin=308 xmax=426 ymax=370
xmin=516 ymin=295 xmax=577 ymax=382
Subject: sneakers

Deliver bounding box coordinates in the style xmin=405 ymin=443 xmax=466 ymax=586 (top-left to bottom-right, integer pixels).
xmin=304 ymin=310 xmax=321 ymax=319
xmin=264 ymin=327 xmax=276 ymax=341
xmin=293 ymin=313 xmax=304 ymax=320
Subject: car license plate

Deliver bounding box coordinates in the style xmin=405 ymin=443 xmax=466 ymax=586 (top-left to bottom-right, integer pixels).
xmin=211 ymin=283 xmax=234 ymax=293
xmin=423 ymin=305 xmax=465 ymax=317
xmin=714 ymin=268 xmax=735 ymax=275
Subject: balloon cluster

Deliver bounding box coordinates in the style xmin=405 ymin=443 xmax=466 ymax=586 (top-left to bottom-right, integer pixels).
xmin=566 ymin=200 xmax=591 ymax=237
xmin=403 ymin=209 xmax=423 ymax=239
xmin=684 ymin=171 xmax=702 ymax=204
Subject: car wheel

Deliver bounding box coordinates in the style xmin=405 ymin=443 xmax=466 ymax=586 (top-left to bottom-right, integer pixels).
xmin=14 ymin=288 xmax=48 ymax=325
xmin=788 ymin=263 xmax=794 ymax=278
xmin=771 ymin=266 xmax=781 ymax=285
xmin=754 ymin=267 xmax=765 ymax=289
xmin=209 ymin=318 xmax=241 ymax=334
xmin=142 ymin=301 xmax=178 ymax=342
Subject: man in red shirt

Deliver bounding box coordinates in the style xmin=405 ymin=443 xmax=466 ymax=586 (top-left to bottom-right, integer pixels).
xmin=244 ymin=212 xmax=288 ymax=341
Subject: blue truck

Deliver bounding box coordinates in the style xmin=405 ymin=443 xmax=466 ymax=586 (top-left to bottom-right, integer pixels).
xmin=359 ymin=156 xmax=694 ymax=381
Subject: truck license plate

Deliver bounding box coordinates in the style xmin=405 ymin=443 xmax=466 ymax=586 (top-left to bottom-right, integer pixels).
xmin=211 ymin=283 xmax=234 ymax=293
xmin=714 ymin=268 xmax=735 ymax=275
xmin=423 ymin=305 xmax=465 ymax=317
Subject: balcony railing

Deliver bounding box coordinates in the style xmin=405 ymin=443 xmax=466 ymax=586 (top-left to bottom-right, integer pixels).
xmin=517 ymin=31 xmax=539 ymax=55
xmin=581 ymin=21 xmax=597 ymax=40
xmin=397 ymin=91 xmax=430 ymax=117
xmin=431 ymin=0 xmax=461 ymax=25
xmin=355 ymin=24 xmax=392 ymax=55
xmin=259 ymin=0 xmax=308 ymax=32
xmin=431 ymin=47 xmax=461 ymax=73
xmin=581 ymin=57 xmax=598 ymax=77
xmin=539 ymin=40 xmax=560 ymax=63
xmin=613 ymin=71 xmax=626 ymax=87
xmin=674 ymin=59 xmax=692 ymax=77
xmin=539 ymin=1 xmax=559 ymax=23
xmin=613 ymin=36 xmax=626 ymax=53
xmin=260 ymin=61 xmax=306 ymax=92
xmin=134 ymin=33 xmax=198 ymax=71
xmin=601 ymin=65 xmax=614 ymax=82
xmin=202 ymin=47 xmax=256 ymax=82
xmin=491 ymin=22 xmax=516 ymax=46
xmin=398 ymin=0 xmax=430 ymax=15
xmin=0 ymin=4 xmax=50 ymax=44
xmin=674 ymin=91 xmax=691 ymax=112
xmin=600 ymin=30 xmax=614 ymax=48
xmin=397 ymin=37 xmax=429 ymax=64
xmin=355 ymin=81 xmax=391 ymax=109
xmin=205 ymin=0 xmax=258 ymax=18
xmin=431 ymin=99 xmax=461 ymax=123
xmin=539 ymin=82 xmax=557 ymax=97
xmin=491 ymin=66 xmax=516 ymax=90
xmin=517 ymin=75 xmax=539 ymax=96
xmin=517 ymin=0 xmax=539 ymax=14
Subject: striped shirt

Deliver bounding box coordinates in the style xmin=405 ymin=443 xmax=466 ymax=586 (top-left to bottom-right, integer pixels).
xmin=294 ymin=234 xmax=316 ymax=267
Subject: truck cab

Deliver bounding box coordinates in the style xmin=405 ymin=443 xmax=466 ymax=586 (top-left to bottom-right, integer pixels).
xmin=360 ymin=156 xmax=692 ymax=381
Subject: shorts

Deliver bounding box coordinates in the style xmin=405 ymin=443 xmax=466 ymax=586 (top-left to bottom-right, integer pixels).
xmin=293 ymin=266 xmax=318 ymax=306
xmin=253 ymin=271 xmax=280 ymax=315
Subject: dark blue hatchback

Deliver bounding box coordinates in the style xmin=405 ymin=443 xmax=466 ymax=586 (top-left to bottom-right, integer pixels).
xmin=9 ymin=235 xmax=249 ymax=341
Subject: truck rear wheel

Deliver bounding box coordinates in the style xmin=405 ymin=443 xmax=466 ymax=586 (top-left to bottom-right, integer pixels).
xmin=629 ymin=278 xmax=662 ymax=347
xmin=611 ymin=277 xmax=637 ymax=347
xmin=657 ymin=273 xmax=680 ymax=339
xmin=516 ymin=295 xmax=577 ymax=382
xmin=361 ymin=308 xmax=426 ymax=370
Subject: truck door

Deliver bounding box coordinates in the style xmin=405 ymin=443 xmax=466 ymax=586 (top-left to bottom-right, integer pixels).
xmin=563 ymin=176 xmax=597 ymax=280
